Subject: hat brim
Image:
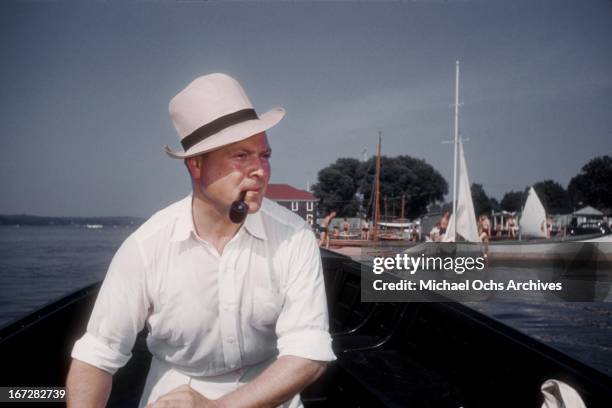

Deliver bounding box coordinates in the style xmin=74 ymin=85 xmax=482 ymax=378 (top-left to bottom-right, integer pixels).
xmin=164 ymin=107 xmax=285 ymax=159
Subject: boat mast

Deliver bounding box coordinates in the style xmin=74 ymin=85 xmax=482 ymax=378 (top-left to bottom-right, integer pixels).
xmin=452 ymin=61 xmax=460 ymax=241
xmin=373 ymin=131 xmax=382 ymax=241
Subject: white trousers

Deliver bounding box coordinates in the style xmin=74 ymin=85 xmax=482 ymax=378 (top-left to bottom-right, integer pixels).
xmin=138 ymin=357 xmax=303 ymax=408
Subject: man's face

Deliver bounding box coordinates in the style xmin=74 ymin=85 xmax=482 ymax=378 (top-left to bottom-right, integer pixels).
xmin=191 ymin=132 xmax=271 ymax=215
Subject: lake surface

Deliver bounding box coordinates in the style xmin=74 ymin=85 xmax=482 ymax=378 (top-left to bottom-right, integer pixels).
xmin=0 ymin=225 xmax=610 ymax=377
xmin=0 ymin=225 xmax=134 ymax=326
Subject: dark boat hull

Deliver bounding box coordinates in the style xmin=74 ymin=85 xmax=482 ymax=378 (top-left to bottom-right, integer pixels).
xmin=1 ymin=249 xmax=611 ymax=407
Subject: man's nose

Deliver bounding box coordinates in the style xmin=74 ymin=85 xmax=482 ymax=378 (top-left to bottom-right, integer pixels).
xmin=248 ymin=157 xmax=269 ymax=179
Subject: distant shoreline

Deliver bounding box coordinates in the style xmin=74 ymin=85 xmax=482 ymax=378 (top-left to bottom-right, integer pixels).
xmin=0 ymin=214 xmax=145 ymax=227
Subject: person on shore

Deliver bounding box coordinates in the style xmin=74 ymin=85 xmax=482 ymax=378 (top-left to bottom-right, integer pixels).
xmin=429 ymin=222 xmax=442 ymax=242
xmin=507 ymin=215 xmax=517 ymax=239
xmin=495 ymin=220 xmax=503 ymax=238
xmin=66 ymin=73 xmax=334 ymax=408
xmin=341 ymin=218 xmax=350 ymax=238
xmin=440 ymin=212 xmax=450 ymax=235
xmin=332 ymin=226 xmax=340 ymax=239
xmin=360 ymin=217 xmax=370 ymax=240
xmin=410 ymin=225 xmax=419 ymax=242
xmin=478 ymin=214 xmax=491 ymax=253
xmin=319 ymin=211 xmax=336 ymax=248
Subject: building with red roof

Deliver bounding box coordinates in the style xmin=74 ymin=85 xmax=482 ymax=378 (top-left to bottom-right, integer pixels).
xmin=265 ymin=183 xmax=318 ymax=226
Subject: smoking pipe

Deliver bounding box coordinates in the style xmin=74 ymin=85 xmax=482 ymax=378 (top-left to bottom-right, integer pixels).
xmin=229 ymin=191 xmax=248 ymax=224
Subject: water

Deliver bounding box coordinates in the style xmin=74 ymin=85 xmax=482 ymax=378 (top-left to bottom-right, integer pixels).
xmin=467 ymin=301 xmax=612 ymax=377
xmin=0 ymin=226 xmax=611 ymax=378
xmin=0 ymin=225 xmax=134 ymax=327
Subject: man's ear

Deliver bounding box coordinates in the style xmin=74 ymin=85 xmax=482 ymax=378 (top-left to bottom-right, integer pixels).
xmin=185 ymin=156 xmax=203 ymax=180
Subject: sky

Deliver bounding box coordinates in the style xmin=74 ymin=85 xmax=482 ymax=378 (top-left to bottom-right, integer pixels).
xmin=1 ymin=0 xmax=611 ymax=217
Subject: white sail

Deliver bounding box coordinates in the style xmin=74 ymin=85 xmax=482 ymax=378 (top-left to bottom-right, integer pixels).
xmin=443 ymin=214 xmax=456 ymax=242
xmin=519 ymin=187 xmax=547 ymax=238
xmin=444 ymin=139 xmax=479 ymax=242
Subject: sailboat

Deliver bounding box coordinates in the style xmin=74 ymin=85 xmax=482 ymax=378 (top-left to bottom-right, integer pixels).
xmin=519 ymin=186 xmax=547 ymax=239
xmin=402 ymin=62 xmax=483 ymax=260
xmin=488 ymin=187 xmax=612 ymax=265
xmin=326 ymin=132 xmax=403 ymax=254
xmin=432 ymin=61 xmax=480 ymax=244
xmin=443 ymin=138 xmax=479 ymax=243
xmin=430 ymin=62 xmax=611 ymax=268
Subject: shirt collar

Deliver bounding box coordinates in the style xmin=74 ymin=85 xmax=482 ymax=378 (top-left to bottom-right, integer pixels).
xmin=171 ymin=195 xmax=196 ymax=243
xmin=243 ymin=209 xmax=267 ymax=241
xmin=171 ymin=195 xmax=268 ymax=242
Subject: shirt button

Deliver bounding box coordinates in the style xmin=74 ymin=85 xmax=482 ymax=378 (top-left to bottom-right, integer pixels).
xmin=227 ymin=336 xmax=236 ymax=343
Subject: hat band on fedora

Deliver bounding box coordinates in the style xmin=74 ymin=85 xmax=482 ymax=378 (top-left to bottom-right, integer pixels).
xmin=181 ymin=108 xmax=259 ymax=151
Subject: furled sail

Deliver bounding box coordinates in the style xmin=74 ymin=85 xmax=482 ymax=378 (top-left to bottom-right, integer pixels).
xmin=444 ymin=139 xmax=479 ymax=242
xmin=519 ymin=186 xmax=547 ymax=238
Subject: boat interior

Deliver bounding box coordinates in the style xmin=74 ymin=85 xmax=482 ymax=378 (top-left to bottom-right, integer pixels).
xmin=0 ymin=249 xmax=611 ymax=407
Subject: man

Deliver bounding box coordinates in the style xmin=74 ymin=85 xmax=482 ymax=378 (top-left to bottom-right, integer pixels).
xmin=360 ymin=217 xmax=369 ymax=240
xmin=507 ymin=215 xmax=517 ymax=239
xmin=66 ymin=73 xmax=335 ymax=407
xmin=478 ymin=214 xmax=491 ymax=254
xmin=318 ymin=211 xmax=336 ymax=248
xmin=341 ymin=218 xmax=350 ymax=237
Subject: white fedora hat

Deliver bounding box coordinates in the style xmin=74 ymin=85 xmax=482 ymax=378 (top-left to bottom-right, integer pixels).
xmin=164 ymin=73 xmax=285 ymax=159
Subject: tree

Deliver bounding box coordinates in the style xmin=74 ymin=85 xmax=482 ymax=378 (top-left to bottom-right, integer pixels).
xmin=312 ymin=155 xmax=448 ymax=219
xmin=489 ymin=198 xmax=501 ymax=212
xmin=568 ymin=155 xmax=612 ymax=212
xmin=311 ymin=158 xmax=361 ymax=216
xmin=500 ymin=190 xmax=525 ymax=212
xmin=471 ymin=183 xmax=493 ymax=217
xmin=358 ymin=155 xmax=448 ymax=219
xmin=532 ymin=180 xmax=570 ymax=214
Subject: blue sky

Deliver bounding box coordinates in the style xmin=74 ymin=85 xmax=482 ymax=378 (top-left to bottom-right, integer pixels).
xmin=1 ymin=0 xmax=611 ymax=217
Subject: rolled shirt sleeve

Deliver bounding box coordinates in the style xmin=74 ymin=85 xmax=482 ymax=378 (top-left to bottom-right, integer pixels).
xmin=275 ymin=226 xmax=336 ymax=362
xmin=71 ymin=235 xmax=150 ymax=374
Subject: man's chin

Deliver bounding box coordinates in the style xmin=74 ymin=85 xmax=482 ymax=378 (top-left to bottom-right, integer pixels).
xmin=246 ymin=199 xmax=263 ymax=214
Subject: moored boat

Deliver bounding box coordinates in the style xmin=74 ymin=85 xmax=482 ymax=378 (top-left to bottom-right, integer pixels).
xmin=435 ymin=63 xmax=612 ymax=266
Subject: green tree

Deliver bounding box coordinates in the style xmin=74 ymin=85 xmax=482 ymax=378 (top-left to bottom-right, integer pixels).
xmin=568 ymin=155 xmax=612 ymax=212
xmin=313 ymin=155 xmax=447 ymax=219
xmin=500 ymin=190 xmax=525 ymax=212
xmin=490 ymin=197 xmax=501 ymax=212
xmin=532 ymin=180 xmax=570 ymax=214
xmin=311 ymin=158 xmax=361 ymax=216
xmin=359 ymin=156 xmax=447 ymax=219
xmin=471 ymin=183 xmax=493 ymax=216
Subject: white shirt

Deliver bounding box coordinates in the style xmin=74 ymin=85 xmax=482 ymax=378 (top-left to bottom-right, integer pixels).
xmin=72 ymin=195 xmax=335 ymax=378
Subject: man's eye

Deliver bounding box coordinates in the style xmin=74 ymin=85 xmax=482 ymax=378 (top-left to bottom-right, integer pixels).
xmin=262 ymin=152 xmax=272 ymax=159
xmin=235 ymin=153 xmax=247 ymax=159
